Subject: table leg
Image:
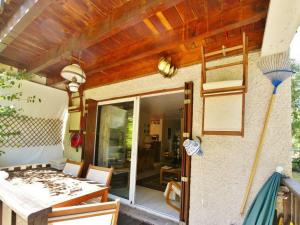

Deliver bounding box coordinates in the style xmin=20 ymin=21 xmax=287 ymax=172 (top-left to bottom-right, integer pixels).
xmin=101 ymin=189 xmax=108 ymax=202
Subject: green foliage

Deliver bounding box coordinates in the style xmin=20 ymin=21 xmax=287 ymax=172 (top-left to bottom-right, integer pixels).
xmin=292 ymin=63 xmax=300 ymax=149
xmin=0 ymin=68 xmax=40 ymax=155
xmin=292 ymin=158 xmax=300 ymax=172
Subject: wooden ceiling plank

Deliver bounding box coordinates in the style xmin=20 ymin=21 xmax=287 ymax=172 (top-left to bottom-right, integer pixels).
xmin=0 ymin=0 xmax=52 ymax=52
xmin=28 ymin=0 xmax=184 ymax=74
xmin=84 ymin=44 xmax=261 ymax=89
xmin=156 ymin=11 xmax=173 ymax=30
xmin=143 ymin=18 xmax=160 ymax=34
xmin=0 ymin=55 xmax=26 ymax=68
xmin=87 ymin=11 xmax=267 ymax=75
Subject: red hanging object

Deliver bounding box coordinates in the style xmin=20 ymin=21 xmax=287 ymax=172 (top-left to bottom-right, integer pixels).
xmin=71 ymin=132 xmax=83 ymax=149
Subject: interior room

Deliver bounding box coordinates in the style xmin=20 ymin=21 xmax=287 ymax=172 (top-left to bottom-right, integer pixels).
xmin=135 ymin=92 xmax=184 ymax=218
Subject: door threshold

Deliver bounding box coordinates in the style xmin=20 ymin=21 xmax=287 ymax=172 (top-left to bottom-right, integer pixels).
xmin=120 ymin=202 xmax=179 ymax=225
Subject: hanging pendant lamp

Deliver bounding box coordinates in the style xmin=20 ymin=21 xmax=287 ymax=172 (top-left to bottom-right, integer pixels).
xmin=61 ymin=63 xmax=86 ymax=93
xmin=61 ymin=64 xmax=86 ymax=83
xmin=68 ymin=80 xmax=80 ymax=93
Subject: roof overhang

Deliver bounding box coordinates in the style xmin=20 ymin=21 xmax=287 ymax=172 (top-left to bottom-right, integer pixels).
xmin=261 ymin=0 xmax=300 ymax=56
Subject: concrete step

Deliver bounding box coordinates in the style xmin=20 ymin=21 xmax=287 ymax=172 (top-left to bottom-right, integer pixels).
xmin=119 ymin=203 xmax=179 ymax=225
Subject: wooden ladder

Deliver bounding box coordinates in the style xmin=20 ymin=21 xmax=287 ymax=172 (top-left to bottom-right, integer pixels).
xmin=200 ymin=32 xmax=249 ymax=97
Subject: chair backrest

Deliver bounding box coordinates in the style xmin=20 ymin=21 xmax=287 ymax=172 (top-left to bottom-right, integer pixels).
xmin=48 ymin=200 xmax=120 ymax=225
xmin=86 ymin=165 xmax=113 ymax=186
xmin=62 ymin=159 xmax=84 ymax=177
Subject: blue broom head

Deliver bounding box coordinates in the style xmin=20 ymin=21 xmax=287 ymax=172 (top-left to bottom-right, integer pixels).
xmin=257 ymin=51 xmax=294 ymax=94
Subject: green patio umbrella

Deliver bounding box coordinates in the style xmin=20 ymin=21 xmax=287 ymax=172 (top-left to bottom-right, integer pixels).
xmin=242 ymin=171 xmax=282 ymax=225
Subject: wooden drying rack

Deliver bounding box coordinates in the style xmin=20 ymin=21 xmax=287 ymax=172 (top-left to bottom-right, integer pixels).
xmin=201 ymin=32 xmax=248 ymax=97
xmin=201 ymin=32 xmax=248 ymax=136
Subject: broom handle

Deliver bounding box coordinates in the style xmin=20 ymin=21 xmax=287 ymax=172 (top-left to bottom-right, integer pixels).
xmin=240 ymin=92 xmax=276 ymax=215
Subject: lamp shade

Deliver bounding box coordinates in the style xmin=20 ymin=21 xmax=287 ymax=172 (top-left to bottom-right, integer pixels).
xmin=158 ymin=57 xmax=177 ymax=78
xmin=158 ymin=58 xmax=169 ymax=71
xmin=61 ymin=64 xmax=86 ymax=83
xmin=68 ymin=81 xmax=79 ymax=93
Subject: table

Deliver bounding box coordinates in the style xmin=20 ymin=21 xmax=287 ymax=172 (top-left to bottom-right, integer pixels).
xmin=5 ymin=167 xmax=109 ymax=208
xmin=160 ymin=167 xmax=181 ymax=185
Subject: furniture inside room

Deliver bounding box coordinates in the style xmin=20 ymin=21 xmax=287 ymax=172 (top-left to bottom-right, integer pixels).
xmin=164 ymin=181 xmax=182 ymax=212
xmin=160 ymin=167 xmax=181 ymax=185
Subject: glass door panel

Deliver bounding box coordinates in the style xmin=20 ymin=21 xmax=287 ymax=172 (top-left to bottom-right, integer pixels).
xmin=95 ymin=101 xmax=134 ymax=200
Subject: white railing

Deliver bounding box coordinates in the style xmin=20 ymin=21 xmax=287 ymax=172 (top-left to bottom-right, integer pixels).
xmin=281 ymin=178 xmax=300 ymax=224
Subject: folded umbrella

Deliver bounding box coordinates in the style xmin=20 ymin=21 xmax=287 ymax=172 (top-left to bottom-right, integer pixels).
xmin=243 ymin=171 xmax=282 ymax=225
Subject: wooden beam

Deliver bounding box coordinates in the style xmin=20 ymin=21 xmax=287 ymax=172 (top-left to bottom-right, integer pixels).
xmin=0 ymin=0 xmax=52 ymax=52
xmin=87 ymin=11 xmax=267 ymax=75
xmin=28 ymin=0 xmax=184 ymax=74
xmin=0 ymin=55 xmax=27 ymax=69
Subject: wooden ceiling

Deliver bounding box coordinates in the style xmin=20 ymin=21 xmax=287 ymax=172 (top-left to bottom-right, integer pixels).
xmin=0 ymin=0 xmax=269 ymax=90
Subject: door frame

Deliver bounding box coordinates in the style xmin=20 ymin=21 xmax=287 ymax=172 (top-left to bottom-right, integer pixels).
xmin=180 ymin=82 xmax=193 ymax=225
xmin=95 ymin=97 xmax=140 ymax=205
xmin=89 ymin=84 xmax=193 ymax=222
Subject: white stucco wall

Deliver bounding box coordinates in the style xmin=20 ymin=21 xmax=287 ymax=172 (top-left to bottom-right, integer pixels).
xmin=65 ymin=52 xmax=291 ymax=224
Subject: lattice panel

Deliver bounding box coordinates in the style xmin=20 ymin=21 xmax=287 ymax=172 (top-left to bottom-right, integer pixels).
xmin=0 ymin=116 xmax=63 ymax=148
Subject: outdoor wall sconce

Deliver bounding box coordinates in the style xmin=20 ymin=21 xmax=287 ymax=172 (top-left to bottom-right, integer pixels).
xmin=158 ymin=57 xmax=177 ymax=78
xmin=60 ymin=63 xmax=86 ymax=93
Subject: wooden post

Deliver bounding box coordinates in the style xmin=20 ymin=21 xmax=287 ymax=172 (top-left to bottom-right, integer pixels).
xmin=283 ymin=191 xmax=291 ymax=224
xmin=295 ymin=197 xmax=300 ymax=225
xmin=180 ymin=82 xmax=193 ymax=225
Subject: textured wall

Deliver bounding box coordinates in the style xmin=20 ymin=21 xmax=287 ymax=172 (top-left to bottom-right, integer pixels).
xmin=81 ymin=52 xmax=292 ymax=225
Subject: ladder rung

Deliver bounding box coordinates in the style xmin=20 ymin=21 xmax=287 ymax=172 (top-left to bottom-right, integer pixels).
xmin=205 ymin=45 xmax=243 ymax=58
xmin=206 ymin=61 xmax=243 ymax=71
xmin=202 ymin=86 xmax=245 ymax=95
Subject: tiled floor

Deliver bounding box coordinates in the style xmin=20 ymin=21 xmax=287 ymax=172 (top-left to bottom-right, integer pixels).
xmin=135 ymin=185 xmax=180 ymax=218
xmin=118 ymin=213 xmax=151 ymax=225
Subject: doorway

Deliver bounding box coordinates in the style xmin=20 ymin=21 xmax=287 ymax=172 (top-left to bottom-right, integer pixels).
xmin=89 ymin=84 xmax=193 ymax=223
xmin=135 ymin=92 xmax=184 ymax=219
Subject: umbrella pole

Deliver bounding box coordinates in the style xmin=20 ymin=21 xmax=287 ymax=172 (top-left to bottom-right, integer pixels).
xmin=240 ymin=90 xmax=276 ymax=215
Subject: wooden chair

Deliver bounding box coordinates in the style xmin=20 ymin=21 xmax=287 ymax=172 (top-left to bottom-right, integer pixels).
xmin=62 ymin=159 xmax=84 ymax=177
xmin=86 ymin=165 xmax=113 ymax=186
xmin=48 ymin=200 xmax=120 ymax=225
xmin=164 ymin=181 xmax=181 ymax=212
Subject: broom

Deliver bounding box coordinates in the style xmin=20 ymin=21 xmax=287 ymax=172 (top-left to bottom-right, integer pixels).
xmin=240 ymin=51 xmax=294 ymax=215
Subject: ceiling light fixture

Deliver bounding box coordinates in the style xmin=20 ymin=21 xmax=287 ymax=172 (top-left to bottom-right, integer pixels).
xmin=61 ymin=63 xmax=86 ymax=93
xmin=68 ymin=80 xmax=80 ymax=93
xmin=158 ymin=57 xmax=177 ymax=78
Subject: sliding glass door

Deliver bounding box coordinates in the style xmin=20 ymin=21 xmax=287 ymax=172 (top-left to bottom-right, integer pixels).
xmin=95 ymin=97 xmax=139 ymax=203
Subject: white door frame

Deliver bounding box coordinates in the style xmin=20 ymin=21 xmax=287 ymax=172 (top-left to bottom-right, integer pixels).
xmin=96 ymin=97 xmax=140 ymax=205
xmin=95 ymin=89 xmax=185 ymax=216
